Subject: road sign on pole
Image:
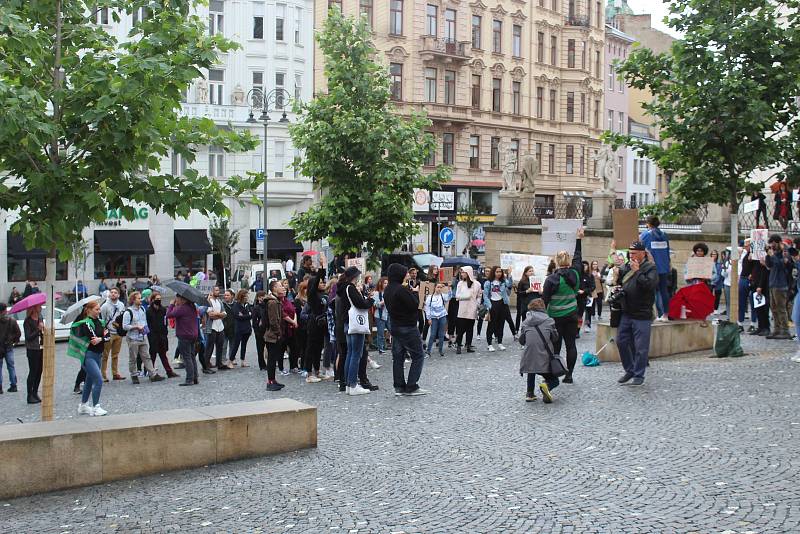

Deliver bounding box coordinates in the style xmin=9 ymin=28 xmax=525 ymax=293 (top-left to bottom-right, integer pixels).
xmin=255 ymin=228 xmax=265 ymax=241
xmin=439 ymin=227 xmax=454 ymax=245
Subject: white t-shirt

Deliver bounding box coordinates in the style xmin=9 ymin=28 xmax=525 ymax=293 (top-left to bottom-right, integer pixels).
xmin=209 ymin=298 xmax=224 ymax=332
xmin=286 ymin=259 xmax=294 ymax=273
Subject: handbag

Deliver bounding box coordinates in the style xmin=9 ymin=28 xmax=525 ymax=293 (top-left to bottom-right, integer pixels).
xmin=346 ymin=288 xmax=370 ymax=335
xmin=533 ymin=324 xmax=568 ymax=377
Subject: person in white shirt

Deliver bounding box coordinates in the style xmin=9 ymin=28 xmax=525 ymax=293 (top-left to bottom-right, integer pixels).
xmin=204 ymin=286 xmax=228 ymax=370
xmin=99 ymin=288 xmax=126 ymax=382
xmin=286 ymin=257 xmax=295 ymax=273
xmin=425 ymin=283 xmax=451 ymax=358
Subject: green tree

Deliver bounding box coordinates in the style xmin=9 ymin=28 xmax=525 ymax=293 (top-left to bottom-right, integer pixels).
xmin=607 ymin=0 xmax=800 ymax=322
xmin=0 ymin=0 xmax=260 ymax=419
xmin=288 ymin=10 xmax=449 ymax=260
xmin=456 ymin=204 xmax=482 ymax=257
xmin=209 ymin=217 xmax=240 ymax=290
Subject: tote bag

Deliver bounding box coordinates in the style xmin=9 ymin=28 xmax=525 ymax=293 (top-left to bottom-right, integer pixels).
xmin=347 ymin=288 xmax=370 ymax=335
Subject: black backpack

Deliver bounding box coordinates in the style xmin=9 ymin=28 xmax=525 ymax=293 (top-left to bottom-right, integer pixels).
xmin=112 ymin=309 xmax=132 ymax=336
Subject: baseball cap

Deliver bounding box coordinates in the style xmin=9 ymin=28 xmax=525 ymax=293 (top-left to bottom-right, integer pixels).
xmin=629 ymin=241 xmax=646 ymax=251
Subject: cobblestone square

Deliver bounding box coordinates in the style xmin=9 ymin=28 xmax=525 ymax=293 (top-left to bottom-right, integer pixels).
xmin=1 ymin=329 xmax=799 ymax=533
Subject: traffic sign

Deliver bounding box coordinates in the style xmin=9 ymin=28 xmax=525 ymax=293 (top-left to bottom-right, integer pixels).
xmin=439 ymin=227 xmax=454 ymax=245
xmin=255 ymin=228 xmax=265 ymax=241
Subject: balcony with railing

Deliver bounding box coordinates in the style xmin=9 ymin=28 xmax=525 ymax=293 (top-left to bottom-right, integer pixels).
xmin=565 ymin=15 xmax=591 ymax=27
xmin=404 ymin=102 xmax=474 ymax=126
xmin=419 ymin=37 xmax=472 ymax=64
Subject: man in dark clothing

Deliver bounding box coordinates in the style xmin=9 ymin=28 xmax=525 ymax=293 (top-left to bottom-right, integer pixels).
xmin=384 ymin=263 xmax=428 ymax=396
xmin=296 ymin=255 xmax=314 ymax=282
xmin=0 ymin=303 xmax=22 ymax=394
xmin=615 ymin=241 xmax=659 ymax=386
xmin=763 ymin=234 xmax=792 ymax=339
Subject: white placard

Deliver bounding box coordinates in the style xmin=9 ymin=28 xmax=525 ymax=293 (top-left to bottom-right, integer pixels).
xmin=541 ymin=230 xmax=575 ymax=256
xmin=743 ymin=199 xmax=760 ymax=214
xmin=753 ymin=292 xmax=767 ymax=309
xmin=541 ymin=218 xmax=583 ymax=233
xmin=197 ymin=280 xmax=216 ymax=294
xmin=500 ymin=253 xmax=550 ymax=292
xmin=430 ymin=191 xmax=455 ymax=211
xmin=412 ymin=189 xmax=430 ymax=212
xmin=346 ymin=257 xmax=366 ymax=273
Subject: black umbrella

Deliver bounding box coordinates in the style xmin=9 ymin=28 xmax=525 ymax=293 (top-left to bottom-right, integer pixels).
xmin=132 ymin=281 xmax=150 ymax=291
xmin=441 ymin=256 xmax=481 ymax=270
xmin=163 ymin=279 xmax=206 ymax=306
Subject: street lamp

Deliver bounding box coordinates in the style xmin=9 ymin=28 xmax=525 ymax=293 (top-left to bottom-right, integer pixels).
xmin=246 ymin=87 xmax=292 ymax=287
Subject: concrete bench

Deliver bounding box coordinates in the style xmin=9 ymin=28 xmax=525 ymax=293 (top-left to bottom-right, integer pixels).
xmin=595 ymin=319 xmax=714 ymax=362
xmin=0 ymin=399 xmax=316 ymax=500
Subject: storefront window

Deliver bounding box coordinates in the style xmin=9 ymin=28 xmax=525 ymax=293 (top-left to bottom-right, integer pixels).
xmin=471 ymin=191 xmax=494 ymax=214
xmin=94 ymin=254 xmax=149 ymax=278
xmin=7 ymin=257 xmax=68 ymax=282
xmin=174 ymin=254 xmax=207 ymax=277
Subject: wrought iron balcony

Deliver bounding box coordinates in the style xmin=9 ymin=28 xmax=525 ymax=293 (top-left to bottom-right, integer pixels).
xmin=419 ymin=37 xmax=472 ymax=63
xmin=565 ymin=15 xmax=591 ymax=27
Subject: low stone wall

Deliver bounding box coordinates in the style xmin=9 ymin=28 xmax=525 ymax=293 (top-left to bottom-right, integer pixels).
xmin=594 ymin=319 xmax=715 ymax=362
xmin=0 ymin=399 xmax=317 ymax=500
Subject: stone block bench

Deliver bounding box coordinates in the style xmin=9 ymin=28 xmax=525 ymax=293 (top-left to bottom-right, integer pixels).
xmin=0 ymin=399 xmax=316 ymax=500
xmin=595 ymin=319 xmax=715 ymax=362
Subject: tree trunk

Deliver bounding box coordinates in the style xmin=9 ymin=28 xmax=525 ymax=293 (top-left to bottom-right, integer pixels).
xmin=729 ymin=197 xmax=740 ymax=326
xmin=41 ymin=256 xmax=57 ymax=421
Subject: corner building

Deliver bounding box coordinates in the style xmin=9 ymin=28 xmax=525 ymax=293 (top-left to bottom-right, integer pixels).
xmin=314 ymin=0 xmax=605 ymax=253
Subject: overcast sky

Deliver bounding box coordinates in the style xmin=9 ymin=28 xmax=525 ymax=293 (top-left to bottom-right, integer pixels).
xmin=626 ymin=0 xmax=682 ymax=38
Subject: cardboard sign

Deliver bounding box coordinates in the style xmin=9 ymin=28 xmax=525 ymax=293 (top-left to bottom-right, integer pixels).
xmin=685 ymin=256 xmax=714 ymax=280
xmin=750 ymin=229 xmax=769 ymax=261
xmin=500 ymin=253 xmax=550 ymax=292
xmin=612 ymin=209 xmax=640 ymax=249
xmin=743 ymin=199 xmax=760 ymax=214
xmin=345 ymin=257 xmax=366 ymax=273
xmin=418 ymin=281 xmax=437 ymax=310
xmin=541 ymin=218 xmax=583 ymax=233
xmin=197 ymin=280 xmax=216 ymax=294
xmin=439 ymin=267 xmax=454 ymax=283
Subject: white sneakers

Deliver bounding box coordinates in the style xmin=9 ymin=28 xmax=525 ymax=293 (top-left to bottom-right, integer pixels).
xmin=323 ymin=369 xmax=335 ymax=380
xmin=92 ymin=405 xmax=108 ymax=416
xmin=368 ymin=359 xmax=381 ymax=369
xmin=78 ymin=403 xmax=107 ymax=416
xmin=347 ymin=384 xmax=371 ymax=396
xmin=498 ymin=343 xmax=507 ymax=351
xmin=476 ymin=334 xmax=482 ymax=340
xmin=306 ymin=375 xmax=322 ymax=384
xmin=487 ymin=345 xmax=496 ymax=352
xmin=791 ymin=351 xmax=800 ymax=363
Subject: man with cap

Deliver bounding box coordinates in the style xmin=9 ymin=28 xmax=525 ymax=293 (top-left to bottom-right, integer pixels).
xmin=615 ymin=240 xmax=659 ymax=386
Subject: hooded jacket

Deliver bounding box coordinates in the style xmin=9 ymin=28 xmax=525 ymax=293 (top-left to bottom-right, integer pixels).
xmin=264 ymin=293 xmax=283 ymax=343
xmin=518 ymin=310 xmax=564 ymax=375
xmin=383 ymin=263 xmax=419 ymax=328
xmin=639 ymin=227 xmax=671 ymax=275
xmin=455 ymin=266 xmax=482 ymax=320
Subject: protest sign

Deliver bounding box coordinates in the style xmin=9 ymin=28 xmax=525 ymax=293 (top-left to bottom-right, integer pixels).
xmin=439 ymin=267 xmax=454 ymax=283
xmin=685 ymin=257 xmax=714 ymax=280
xmin=500 ymin=253 xmax=550 ymax=292
xmin=345 ymin=257 xmax=366 ymax=273
xmin=612 ymin=209 xmax=640 ymax=249
xmin=418 ymin=281 xmax=437 ymax=310
xmin=197 ymin=280 xmax=216 ymax=294
xmin=743 ymin=199 xmax=759 ymax=214
xmin=540 ymin=219 xmax=581 ymax=256
xmin=750 ymin=229 xmax=769 ymax=261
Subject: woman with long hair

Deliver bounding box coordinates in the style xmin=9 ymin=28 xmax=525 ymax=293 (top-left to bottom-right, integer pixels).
xmin=475 ymin=266 xmax=492 ymax=340
xmin=446 ymin=268 xmax=461 ymax=347
xmin=229 ymin=289 xmax=252 ymax=367
xmin=455 ymin=266 xmax=482 ymax=354
xmin=483 ymin=266 xmax=514 ymax=351
xmin=590 ymin=260 xmax=604 ymax=320
xmin=71 ymin=300 xmax=109 ymax=416
xmin=304 ymin=268 xmax=328 ymax=382
xmin=24 ymin=305 xmax=44 ymax=403
xmin=514 ymin=265 xmax=538 ymax=333
xmin=280 ymin=282 xmax=299 ymax=374
xmin=293 ymin=280 xmax=308 ymax=374
xmin=576 ymin=261 xmax=594 ymax=336
xmin=251 ymin=290 xmax=268 ymax=370
xmin=337 ymin=266 xmax=375 ymax=395
xmin=374 ymin=277 xmax=390 ymax=354
xmin=774 ymin=181 xmax=792 ymax=231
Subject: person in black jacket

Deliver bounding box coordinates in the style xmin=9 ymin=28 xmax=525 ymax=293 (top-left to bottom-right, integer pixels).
xmin=384 ymin=263 xmax=428 ymax=396
xmin=304 ymin=268 xmax=328 ymax=381
xmin=337 ymin=266 xmax=375 ymax=396
xmin=146 ymin=293 xmax=178 ymax=378
xmin=228 ymin=289 xmax=252 ymax=366
xmin=615 ymin=241 xmax=659 ymax=386
xmin=251 ymin=291 xmax=268 ymax=370
xmin=749 ymin=251 xmax=771 ymax=336
xmin=576 ymin=261 xmax=594 ymax=336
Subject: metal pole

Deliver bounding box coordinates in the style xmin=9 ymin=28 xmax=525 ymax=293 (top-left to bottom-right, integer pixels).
xmin=263 ymin=118 xmax=268 ymax=288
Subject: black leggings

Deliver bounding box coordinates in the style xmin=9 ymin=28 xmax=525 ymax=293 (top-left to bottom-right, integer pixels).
xmin=26 ymin=349 xmax=43 ymax=398
xmin=266 ymin=341 xmax=282 ymax=381
xmin=553 ymin=314 xmax=579 ymax=378
xmin=304 ymin=319 xmax=325 ymax=373
xmin=456 ymin=317 xmax=475 ymax=347
xmin=447 ymin=299 xmax=459 ymax=337
xmin=594 ymin=295 xmax=604 ymax=318
xmin=255 ymin=332 xmax=266 ymax=370
xmin=487 ymin=300 xmax=506 ymax=344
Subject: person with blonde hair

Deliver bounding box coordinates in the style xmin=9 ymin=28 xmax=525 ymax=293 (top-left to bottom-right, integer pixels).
xmin=542 ymin=227 xmax=584 ymax=384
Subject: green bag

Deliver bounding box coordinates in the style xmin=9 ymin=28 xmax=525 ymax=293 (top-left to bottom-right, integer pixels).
xmin=66 ymin=318 xmax=93 ymax=363
xmin=713 ymin=320 xmax=744 ymax=358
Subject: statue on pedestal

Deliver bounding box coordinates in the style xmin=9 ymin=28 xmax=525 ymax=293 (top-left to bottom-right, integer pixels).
xmin=518 ymin=154 xmax=539 ymax=196
xmin=232 ymin=84 xmax=246 ymax=105
xmin=195 ymin=79 xmax=209 ymax=104
xmin=591 ymin=144 xmax=618 ymax=194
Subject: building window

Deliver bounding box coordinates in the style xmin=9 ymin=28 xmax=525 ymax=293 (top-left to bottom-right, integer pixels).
xmin=492 ymin=20 xmax=502 ymax=53
xmin=424 ymin=132 xmax=436 ymax=166
xmin=8 ymin=257 xmax=67 ymax=282
xmin=596 ymin=1 xmax=602 ymax=28
xmin=253 ymin=14 xmax=264 ymax=39
xmin=549 ymin=89 xmax=556 ymax=120
xmin=390 ymin=63 xmax=403 ymax=101
xmin=275 ymin=4 xmax=285 ymax=40
xmin=328 ymin=0 xmax=342 ymax=10
xmin=94 ymin=255 xmax=146 ymax=279
xmin=548 ymin=144 xmax=555 ymax=173
xmin=171 ymin=150 xmax=189 ymax=176
xmin=491 ymin=137 xmax=501 ymax=169
xmin=537 ymin=32 xmax=544 ymax=62
xmin=618 ymin=71 xmax=625 ymax=93
xmin=646 ymin=160 xmax=651 ymax=184
xmin=174 ymin=254 xmax=207 ymax=278
xmin=510 ymin=139 xmax=520 ymax=170
xmin=445 ymin=9 xmax=456 ymax=42
xmin=580 ymin=93 xmax=586 ymax=123
xmin=512 ymin=25 xmax=522 ymax=57
xmin=427 ymin=4 xmax=438 ymax=36
xmin=275 ymin=72 xmax=285 ymax=108
xmin=608 ymin=110 xmax=614 ymax=131
xmin=633 ymin=158 xmax=639 ymax=183
xmin=608 ymin=64 xmax=614 ymax=89
xmin=581 ymin=41 xmax=587 ymax=70
xmin=294 ymin=74 xmax=302 ymax=100
xmin=566 ymin=91 xmax=574 ymax=122
xmin=425 ymin=68 xmax=437 ymax=102
xmin=252 ymin=71 xmax=264 ymax=94
xmin=618 ymin=111 xmax=625 ymax=134
xmin=492 ymin=78 xmax=501 ymax=112
xmin=360 ymin=0 xmax=373 ymax=29
xmin=295 ymin=7 xmax=302 ymax=43
xmin=618 ymin=156 xmax=624 ymax=181
xmin=96 ymin=7 xmax=110 ymax=25
xmin=594 ymin=99 xmax=600 ymax=127
xmin=471 ymin=75 xmax=481 ymax=108
xmin=472 ymin=15 xmax=482 ymax=48
xmin=595 ymin=50 xmax=600 ymax=78
xmin=208 ymin=69 xmax=224 ymax=104
xmin=536 ymin=87 xmax=543 ymax=118
xmin=580 ymin=146 xmax=585 ymax=175
xmin=390 ymin=0 xmax=403 ymax=35
xmin=444 ymin=70 xmax=456 ymax=105
xmin=567 ymin=39 xmax=575 ymax=68
xmin=535 ymin=143 xmax=542 ymax=166
xmin=443 ymin=133 xmax=454 ymax=165
xmin=209 ymin=0 xmax=224 ymax=36
xmin=208 ymin=145 xmax=225 ymax=178
xmin=566 ymin=145 xmax=574 ymax=174
xmin=512 ymin=81 xmax=521 ymax=115
xmin=274 ymin=141 xmax=285 ymax=177
xmin=593 ymin=150 xmax=598 ymax=176
xmin=568 ymin=0 xmax=576 ymax=18
xmin=469 ymin=135 xmax=480 ymax=169
xmin=550 ymin=36 xmax=557 ymax=65
xmin=552 ymin=0 xmax=558 ymax=10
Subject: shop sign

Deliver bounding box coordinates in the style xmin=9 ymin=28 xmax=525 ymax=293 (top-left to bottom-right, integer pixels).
xmin=99 ymin=207 xmax=150 ymax=227
xmin=430 ymin=191 xmax=455 ymax=212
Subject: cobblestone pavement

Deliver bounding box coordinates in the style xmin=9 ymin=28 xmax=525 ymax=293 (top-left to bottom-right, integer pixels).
xmin=1 ymin=323 xmax=799 ymax=533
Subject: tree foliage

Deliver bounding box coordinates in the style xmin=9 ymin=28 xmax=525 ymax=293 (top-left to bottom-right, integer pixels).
xmin=607 ymin=0 xmax=800 ymax=216
xmin=0 ymin=0 xmax=261 ymax=258
xmin=209 ymin=216 xmax=239 ymax=277
xmin=288 ymin=10 xmax=449 ymax=258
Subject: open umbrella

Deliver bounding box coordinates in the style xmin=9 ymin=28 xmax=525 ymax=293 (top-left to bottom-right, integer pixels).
xmin=61 ymin=295 xmax=104 ymax=325
xmin=441 ymin=256 xmax=481 ymax=270
xmin=163 ymin=279 xmax=207 ymax=306
xmin=150 ymin=285 xmax=168 ymax=295
xmin=132 ymin=280 xmax=150 ymax=291
xmin=9 ymin=293 xmax=47 ymax=315
xmin=471 ymin=239 xmax=486 ymax=246
xmin=301 ymin=250 xmax=319 ymax=256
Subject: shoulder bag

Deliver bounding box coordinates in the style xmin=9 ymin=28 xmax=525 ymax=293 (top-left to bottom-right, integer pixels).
xmin=346 ymin=288 xmax=370 ymax=335
xmin=533 ymin=324 xmax=568 ymax=377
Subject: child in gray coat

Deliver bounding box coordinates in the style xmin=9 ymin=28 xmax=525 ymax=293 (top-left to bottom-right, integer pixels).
xmin=518 ymin=298 xmax=567 ymax=403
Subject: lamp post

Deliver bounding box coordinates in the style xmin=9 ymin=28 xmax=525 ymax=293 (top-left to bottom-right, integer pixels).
xmin=246 ymin=88 xmax=292 ymax=287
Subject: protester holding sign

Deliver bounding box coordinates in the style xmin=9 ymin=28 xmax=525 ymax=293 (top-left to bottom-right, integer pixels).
xmin=749 ymin=246 xmax=771 ymax=336
xmin=514 ymin=266 xmax=539 ymax=332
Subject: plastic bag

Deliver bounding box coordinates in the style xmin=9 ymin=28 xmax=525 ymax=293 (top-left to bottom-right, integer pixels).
xmin=713 ymin=320 xmax=744 ymax=358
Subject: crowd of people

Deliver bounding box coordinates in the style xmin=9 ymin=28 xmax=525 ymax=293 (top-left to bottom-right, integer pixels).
xmin=3 ymin=215 xmax=800 ymax=416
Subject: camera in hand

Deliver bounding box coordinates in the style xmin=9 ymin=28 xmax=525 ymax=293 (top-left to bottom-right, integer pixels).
xmin=607 ymin=287 xmax=626 ymax=311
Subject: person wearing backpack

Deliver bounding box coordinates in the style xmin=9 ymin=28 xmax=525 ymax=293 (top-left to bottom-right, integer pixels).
xmin=542 ymin=227 xmax=584 ymax=384
xmin=122 ymin=291 xmax=164 ymax=384
xmin=99 ymin=288 xmax=126 ymax=381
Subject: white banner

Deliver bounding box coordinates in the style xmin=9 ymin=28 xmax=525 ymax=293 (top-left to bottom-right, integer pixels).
xmin=500 ymin=253 xmax=550 ymax=292
xmin=540 ymin=219 xmax=581 ymax=256
xmin=743 ymin=199 xmax=759 ymax=214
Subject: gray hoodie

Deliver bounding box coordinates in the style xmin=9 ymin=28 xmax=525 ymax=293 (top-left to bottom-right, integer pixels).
xmin=517 ymin=310 xmax=564 ymax=375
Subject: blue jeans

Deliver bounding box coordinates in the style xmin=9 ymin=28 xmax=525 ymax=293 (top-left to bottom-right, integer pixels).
xmin=345 ymin=331 xmax=366 ymax=387
xmin=738 ymin=277 xmax=750 ymax=323
xmin=616 ymin=315 xmax=652 ymax=379
xmin=723 ymin=285 xmax=731 ymax=319
xmin=1 ymin=347 xmax=17 ymax=388
xmin=81 ymin=350 xmax=103 ymax=406
xmin=375 ymin=317 xmax=388 ymax=352
xmin=793 ymin=292 xmax=800 ymax=343
xmin=655 ymin=273 xmax=671 ymax=317
xmin=426 ymin=316 xmax=447 ymax=355
xmin=390 ymin=324 xmax=426 ymax=392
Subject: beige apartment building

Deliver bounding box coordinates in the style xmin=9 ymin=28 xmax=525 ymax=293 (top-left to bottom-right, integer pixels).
xmin=315 ymin=0 xmax=605 ymax=252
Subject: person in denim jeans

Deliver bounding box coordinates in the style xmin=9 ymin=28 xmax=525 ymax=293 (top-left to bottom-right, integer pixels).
xmin=337 ymin=267 xmax=375 ymax=396
xmin=73 ymin=300 xmax=109 ymax=416
xmin=425 ymin=283 xmax=450 ymax=357
xmin=0 ymin=303 xmax=21 ymax=395
xmin=374 ymin=277 xmax=390 ymax=354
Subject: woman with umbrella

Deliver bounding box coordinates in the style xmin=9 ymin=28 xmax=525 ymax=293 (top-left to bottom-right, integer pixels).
xmin=167 ymin=295 xmax=200 ymax=386
xmin=10 ymin=293 xmax=47 ymax=402
xmin=68 ymin=298 xmax=109 ymax=416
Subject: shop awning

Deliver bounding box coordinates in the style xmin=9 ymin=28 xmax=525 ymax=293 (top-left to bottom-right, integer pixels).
xmin=6 ymin=233 xmax=48 ymax=259
xmin=94 ymin=230 xmax=155 ymax=254
xmin=249 ymin=229 xmax=302 ymax=252
xmin=174 ymin=230 xmax=212 ymax=254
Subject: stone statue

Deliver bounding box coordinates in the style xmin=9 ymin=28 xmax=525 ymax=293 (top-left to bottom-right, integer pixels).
xmin=518 ymin=154 xmax=539 ymax=195
xmin=500 ymin=141 xmax=518 ymax=192
xmin=591 ymin=144 xmax=618 ymax=193
xmin=195 ymin=79 xmax=209 ymax=104
xmin=232 ymin=84 xmax=245 ymax=105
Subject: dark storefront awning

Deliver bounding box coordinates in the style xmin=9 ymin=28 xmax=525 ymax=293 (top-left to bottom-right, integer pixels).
xmin=249 ymin=229 xmax=303 ymax=252
xmin=174 ymin=230 xmax=212 ymax=254
xmin=94 ymin=230 xmax=155 ymax=254
xmin=7 ymin=233 xmax=47 ymax=259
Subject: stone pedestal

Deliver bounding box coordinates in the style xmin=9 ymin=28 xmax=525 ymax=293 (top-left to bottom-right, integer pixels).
xmin=701 ymin=203 xmax=732 ymax=234
xmin=595 ymin=319 xmax=715 ymax=362
xmin=588 ymin=191 xmax=615 ymax=230
xmin=496 ymin=191 xmax=517 ymax=226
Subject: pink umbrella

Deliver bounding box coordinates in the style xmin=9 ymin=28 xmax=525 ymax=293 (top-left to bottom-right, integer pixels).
xmin=9 ymin=292 xmax=47 ymax=314
xmin=301 ymin=250 xmax=319 ymax=256
xmin=471 ymin=239 xmax=486 ymax=246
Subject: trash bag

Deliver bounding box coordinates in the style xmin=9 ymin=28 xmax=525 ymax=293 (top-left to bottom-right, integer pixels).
xmin=714 ymin=320 xmax=744 ymax=358
xmin=581 ymin=351 xmax=600 ymax=367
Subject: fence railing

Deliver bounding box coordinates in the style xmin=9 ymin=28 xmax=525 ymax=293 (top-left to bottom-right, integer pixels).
xmin=737 ymin=197 xmax=800 ymax=233
xmin=611 ymin=200 xmax=707 ymax=232
xmin=510 ymin=199 xmax=590 ymax=225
